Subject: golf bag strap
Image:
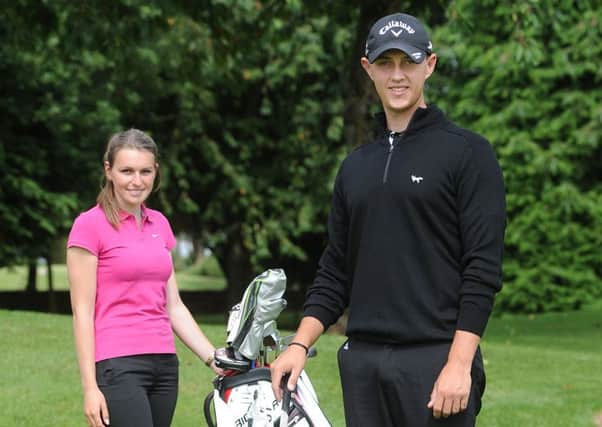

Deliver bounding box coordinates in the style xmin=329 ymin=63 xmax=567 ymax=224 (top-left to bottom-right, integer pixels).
xmin=219 ymin=367 xmax=272 ymax=391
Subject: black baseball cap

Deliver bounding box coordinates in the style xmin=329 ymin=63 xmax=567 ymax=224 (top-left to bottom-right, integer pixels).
xmin=365 ymin=13 xmax=433 ymax=64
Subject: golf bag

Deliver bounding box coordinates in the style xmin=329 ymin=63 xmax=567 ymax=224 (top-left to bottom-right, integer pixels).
xmin=203 ymin=269 xmax=331 ymax=427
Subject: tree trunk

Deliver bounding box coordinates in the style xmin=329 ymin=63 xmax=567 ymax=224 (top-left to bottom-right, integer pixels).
xmin=343 ymin=1 xmax=401 ymax=149
xmin=26 ymin=260 xmax=37 ymax=293
xmin=191 ymin=235 xmax=205 ymax=265
xmin=215 ymin=234 xmax=255 ymax=308
xmin=46 ymin=255 xmax=57 ymax=313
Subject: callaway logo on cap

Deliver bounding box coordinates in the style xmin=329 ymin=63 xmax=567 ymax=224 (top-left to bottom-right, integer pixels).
xmin=365 ymin=13 xmax=433 ymax=64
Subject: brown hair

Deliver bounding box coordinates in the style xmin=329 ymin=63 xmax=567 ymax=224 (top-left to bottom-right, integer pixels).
xmin=97 ymin=129 xmax=161 ymax=228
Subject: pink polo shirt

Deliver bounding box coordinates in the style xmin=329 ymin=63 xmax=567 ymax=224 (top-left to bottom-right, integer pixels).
xmin=68 ymin=205 xmax=177 ymax=362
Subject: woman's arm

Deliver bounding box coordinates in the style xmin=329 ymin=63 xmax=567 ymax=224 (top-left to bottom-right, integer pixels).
xmin=165 ymin=270 xmax=222 ymax=375
xmin=67 ymin=247 xmax=109 ymax=427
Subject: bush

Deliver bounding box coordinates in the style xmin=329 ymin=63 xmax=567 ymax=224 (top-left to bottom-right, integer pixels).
xmin=434 ymin=1 xmax=602 ymax=313
xmin=194 ymin=255 xmax=224 ymax=278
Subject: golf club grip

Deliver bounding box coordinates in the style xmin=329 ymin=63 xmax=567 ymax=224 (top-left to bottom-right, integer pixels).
xmin=280 ymin=373 xmax=292 ymax=427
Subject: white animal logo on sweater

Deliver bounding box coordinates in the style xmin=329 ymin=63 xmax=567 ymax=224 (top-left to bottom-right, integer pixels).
xmin=411 ymin=175 xmax=424 ymax=183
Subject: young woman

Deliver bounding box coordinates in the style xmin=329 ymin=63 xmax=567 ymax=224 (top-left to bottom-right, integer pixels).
xmin=67 ymin=129 xmax=221 ymax=427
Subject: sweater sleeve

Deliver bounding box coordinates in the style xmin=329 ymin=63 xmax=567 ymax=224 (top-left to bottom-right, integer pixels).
xmin=455 ymin=136 xmax=506 ymax=336
xmin=303 ymin=167 xmax=351 ymax=330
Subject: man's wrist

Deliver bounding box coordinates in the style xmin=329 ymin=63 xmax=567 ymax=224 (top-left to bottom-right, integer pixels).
xmin=445 ymin=357 xmax=473 ymax=372
xmin=288 ymin=341 xmax=309 ymax=355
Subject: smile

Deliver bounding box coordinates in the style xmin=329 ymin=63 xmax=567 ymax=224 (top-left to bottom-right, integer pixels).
xmin=389 ymin=86 xmax=409 ymax=95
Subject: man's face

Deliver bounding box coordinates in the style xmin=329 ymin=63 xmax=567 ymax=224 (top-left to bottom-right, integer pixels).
xmin=361 ymin=50 xmax=437 ymax=116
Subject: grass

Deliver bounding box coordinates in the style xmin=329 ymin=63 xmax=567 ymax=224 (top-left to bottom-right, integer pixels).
xmin=0 ymin=263 xmax=226 ymax=292
xmin=1 ymin=302 xmax=601 ymax=426
xmin=0 ymin=263 xmax=70 ymax=291
xmin=476 ymin=300 xmax=602 ymax=427
xmin=0 ymin=309 xmax=343 ymax=426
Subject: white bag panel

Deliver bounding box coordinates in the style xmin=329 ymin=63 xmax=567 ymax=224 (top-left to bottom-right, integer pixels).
xmin=212 ymin=390 xmax=235 ymax=427
xmin=296 ymin=371 xmax=332 ymax=427
xmin=216 ymin=380 xmax=282 ymax=427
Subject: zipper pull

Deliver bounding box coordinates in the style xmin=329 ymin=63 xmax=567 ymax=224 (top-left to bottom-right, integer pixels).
xmin=389 ymin=131 xmax=405 ymax=150
xmin=388 ymin=132 xmax=395 ymax=152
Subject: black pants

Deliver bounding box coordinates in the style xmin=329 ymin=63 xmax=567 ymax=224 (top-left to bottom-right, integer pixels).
xmin=96 ymin=354 xmax=179 ymax=427
xmin=337 ymin=340 xmax=485 ymax=427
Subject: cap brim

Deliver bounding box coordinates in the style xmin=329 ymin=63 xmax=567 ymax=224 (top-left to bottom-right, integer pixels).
xmin=368 ymin=41 xmax=427 ymax=64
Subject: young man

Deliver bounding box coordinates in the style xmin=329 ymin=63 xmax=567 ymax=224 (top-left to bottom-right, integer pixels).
xmin=271 ymin=12 xmax=506 ymax=426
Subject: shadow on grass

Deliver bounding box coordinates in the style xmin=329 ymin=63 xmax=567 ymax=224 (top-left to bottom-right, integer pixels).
xmin=0 ymin=290 xmax=307 ymax=329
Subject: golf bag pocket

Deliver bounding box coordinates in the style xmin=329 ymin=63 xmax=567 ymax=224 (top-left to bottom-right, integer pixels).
xmin=210 ymin=368 xmax=281 ymax=426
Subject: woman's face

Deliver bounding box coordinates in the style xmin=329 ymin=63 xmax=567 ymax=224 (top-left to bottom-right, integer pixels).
xmin=105 ymin=148 xmax=157 ymax=214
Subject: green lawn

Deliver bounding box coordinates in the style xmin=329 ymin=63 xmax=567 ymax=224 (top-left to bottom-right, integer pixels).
xmin=477 ymin=301 xmax=602 ymax=427
xmin=1 ymin=303 xmax=600 ymax=426
xmin=0 ymin=263 xmax=70 ymax=291
xmin=0 ymin=263 xmax=225 ymax=292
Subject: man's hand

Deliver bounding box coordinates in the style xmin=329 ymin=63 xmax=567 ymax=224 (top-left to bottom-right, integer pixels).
xmin=270 ymin=344 xmax=308 ymax=401
xmin=427 ymin=360 xmax=472 ymax=418
xmin=270 ymin=316 xmax=324 ymax=400
xmin=427 ymin=330 xmax=480 ymax=418
xmin=83 ymin=386 xmax=110 ymax=426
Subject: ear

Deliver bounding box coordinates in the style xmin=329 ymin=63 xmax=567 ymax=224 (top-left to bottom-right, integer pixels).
xmin=424 ymin=54 xmax=438 ymax=80
xmin=104 ymin=161 xmax=111 ymax=180
xmin=360 ymin=57 xmax=374 ymax=81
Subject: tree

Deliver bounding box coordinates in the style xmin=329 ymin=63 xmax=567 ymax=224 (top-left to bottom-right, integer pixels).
xmin=145 ymin=1 xmax=352 ymax=302
xmin=0 ymin=3 xmax=79 ymax=269
xmin=432 ymin=0 xmax=602 ymax=312
xmin=154 ymin=1 xmax=448 ymax=302
xmin=0 ymin=1 xmax=167 ymax=284
xmin=2 ymin=0 xmax=598 ymax=314
xmin=0 ymin=1 xmax=352 ymax=303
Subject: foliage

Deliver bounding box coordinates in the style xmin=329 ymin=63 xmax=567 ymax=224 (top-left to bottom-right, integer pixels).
xmin=432 ymin=0 xmax=602 ymax=312
xmin=0 ymin=1 xmax=167 ymax=266
xmin=145 ymin=1 xmax=353 ymax=299
xmin=0 ymin=5 xmax=76 ymax=264
xmin=0 ymin=1 xmax=355 ymax=300
xmin=0 ymin=0 xmax=599 ymax=312
xmin=194 ymin=255 xmax=224 ymax=278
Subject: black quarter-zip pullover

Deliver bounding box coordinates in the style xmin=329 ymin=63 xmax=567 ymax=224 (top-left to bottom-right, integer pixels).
xmin=304 ymin=105 xmax=506 ymax=344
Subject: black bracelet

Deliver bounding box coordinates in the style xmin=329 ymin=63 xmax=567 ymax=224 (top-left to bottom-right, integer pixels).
xmin=289 ymin=341 xmax=309 ymax=355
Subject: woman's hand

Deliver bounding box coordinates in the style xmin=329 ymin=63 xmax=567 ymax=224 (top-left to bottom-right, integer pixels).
xmin=83 ymin=386 xmax=110 ymax=427
xmin=209 ymin=359 xmax=225 ymax=376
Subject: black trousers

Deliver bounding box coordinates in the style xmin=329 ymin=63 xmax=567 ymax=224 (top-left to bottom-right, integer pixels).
xmin=337 ymin=340 xmax=485 ymax=427
xmin=95 ymin=354 xmax=179 ymax=427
